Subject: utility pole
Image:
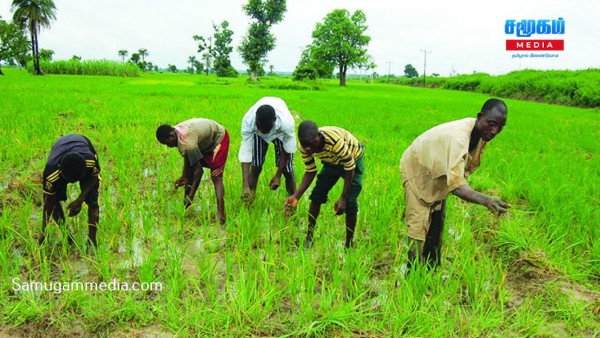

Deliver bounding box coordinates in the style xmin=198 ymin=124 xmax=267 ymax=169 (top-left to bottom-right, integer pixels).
xmin=386 ymin=61 xmax=393 ymax=84
xmin=420 ymin=49 xmax=432 ymax=86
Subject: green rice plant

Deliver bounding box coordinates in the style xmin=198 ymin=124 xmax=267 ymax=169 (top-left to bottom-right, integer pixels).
xmin=0 ymin=68 xmax=598 ymax=336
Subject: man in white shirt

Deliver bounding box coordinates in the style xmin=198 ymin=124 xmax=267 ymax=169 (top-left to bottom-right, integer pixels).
xmin=239 ymin=97 xmax=297 ymax=202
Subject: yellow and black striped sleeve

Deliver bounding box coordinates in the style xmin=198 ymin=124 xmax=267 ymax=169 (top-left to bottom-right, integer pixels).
xmin=300 ymin=145 xmax=317 ymax=173
xmin=43 ymin=169 xmax=61 ymax=195
xmin=85 ymin=156 xmax=101 ymax=176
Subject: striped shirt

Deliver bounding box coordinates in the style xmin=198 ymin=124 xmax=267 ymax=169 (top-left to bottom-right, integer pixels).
xmin=300 ymin=127 xmax=363 ymax=173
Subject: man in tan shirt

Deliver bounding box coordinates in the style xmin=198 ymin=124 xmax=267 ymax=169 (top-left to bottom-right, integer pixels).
xmin=400 ymin=98 xmax=510 ymax=268
xmin=156 ymin=118 xmax=229 ymax=225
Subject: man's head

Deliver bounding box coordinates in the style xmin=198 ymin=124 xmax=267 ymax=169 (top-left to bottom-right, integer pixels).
xmin=60 ymin=152 xmax=86 ymax=183
xmin=255 ymin=105 xmax=277 ymax=134
xmin=298 ymin=120 xmax=320 ymax=154
xmin=475 ymin=98 xmax=508 ymax=142
xmin=156 ymin=124 xmax=177 ymax=147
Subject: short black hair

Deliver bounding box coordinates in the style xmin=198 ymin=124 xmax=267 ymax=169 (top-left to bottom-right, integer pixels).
xmin=60 ymin=152 xmax=86 ymax=182
xmin=298 ymin=120 xmax=319 ymax=142
xmin=481 ymin=98 xmax=507 ymax=116
xmin=156 ymin=124 xmax=174 ymax=141
xmin=255 ymin=105 xmax=276 ymax=132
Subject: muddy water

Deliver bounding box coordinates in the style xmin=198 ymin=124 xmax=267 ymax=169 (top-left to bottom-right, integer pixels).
xmin=119 ymin=237 xmax=145 ymax=269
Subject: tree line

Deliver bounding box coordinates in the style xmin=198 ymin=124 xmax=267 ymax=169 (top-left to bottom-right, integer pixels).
xmin=1 ymin=0 xmax=376 ymax=86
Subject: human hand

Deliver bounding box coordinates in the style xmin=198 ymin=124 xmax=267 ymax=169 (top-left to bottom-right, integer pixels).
xmin=284 ymin=196 xmax=297 ymax=220
xmin=284 ymin=196 xmax=298 ymax=208
xmin=269 ymin=176 xmax=281 ymax=190
xmin=484 ymin=197 xmax=511 ymax=216
xmin=334 ymin=197 xmax=347 ymax=216
xmin=241 ymin=187 xmax=255 ymax=204
xmin=67 ymin=199 xmax=83 ymax=217
xmin=175 ymin=176 xmax=187 ymax=189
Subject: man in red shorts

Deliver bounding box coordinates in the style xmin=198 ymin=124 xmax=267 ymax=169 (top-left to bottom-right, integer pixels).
xmin=156 ymin=118 xmax=229 ymax=225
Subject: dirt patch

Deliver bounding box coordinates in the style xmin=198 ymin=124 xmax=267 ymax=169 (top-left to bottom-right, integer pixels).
xmin=2 ymin=322 xmax=174 ymax=338
xmin=1 ymin=171 xmax=43 ymax=211
xmin=1 ymin=320 xmax=86 ymax=338
xmin=504 ymin=258 xmax=600 ymax=309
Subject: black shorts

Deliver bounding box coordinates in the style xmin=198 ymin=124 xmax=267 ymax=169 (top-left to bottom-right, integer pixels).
xmin=309 ymin=155 xmax=364 ymax=214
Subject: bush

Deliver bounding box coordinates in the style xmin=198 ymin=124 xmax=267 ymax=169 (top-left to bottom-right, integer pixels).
xmin=394 ymin=69 xmax=600 ymax=108
xmin=293 ymin=65 xmax=318 ymax=81
xmin=257 ymin=78 xmax=323 ymax=91
xmin=27 ymin=59 xmax=141 ymax=77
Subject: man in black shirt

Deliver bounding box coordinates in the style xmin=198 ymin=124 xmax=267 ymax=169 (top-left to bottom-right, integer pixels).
xmin=41 ymin=134 xmax=101 ymax=247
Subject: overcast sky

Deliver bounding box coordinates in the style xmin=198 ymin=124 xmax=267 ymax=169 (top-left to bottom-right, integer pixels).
xmin=1 ymin=0 xmax=598 ymax=76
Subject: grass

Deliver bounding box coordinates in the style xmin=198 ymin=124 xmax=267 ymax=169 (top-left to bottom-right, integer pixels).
xmin=0 ymin=68 xmax=599 ymax=336
xmin=27 ymin=59 xmax=141 ymax=77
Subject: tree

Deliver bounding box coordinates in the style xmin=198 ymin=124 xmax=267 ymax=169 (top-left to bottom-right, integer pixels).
xmin=39 ymin=48 xmax=52 ymax=60
xmin=193 ymin=59 xmax=203 ymax=74
xmin=0 ymin=17 xmax=29 ymax=75
xmin=167 ymin=64 xmax=177 ymax=73
xmin=118 ymin=49 xmax=128 ymax=63
xmin=211 ymin=21 xmax=236 ymax=77
xmin=193 ymin=35 xmax=212 ymax=75
xmin=11 ymin=0 xmax=57 ymax=75
xmin=194 ymin=21 xmax=237 ymax=77
xmin=187 ymin=55 xmax=197 ymax=74
xmin=138 ymin=48 xmax=148 ymax=62
xmin=404 ymin=64 xmax=418 ymax=78
xmin=70 ymin=55 xmax=80 ymax=61
xmin=238 ymin=0 xmax=286 ymax=81
xmin=292 ymin=46 xmax=333 ymax=81
xmin=308 ymin=9 xmax=370 ymax=86
xmin=129 ymin=52 xmax=140 ymax=64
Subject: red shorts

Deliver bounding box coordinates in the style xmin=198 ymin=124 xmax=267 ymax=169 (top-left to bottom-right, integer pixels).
xmin=202 ymin=131 xmax=229 ymax=177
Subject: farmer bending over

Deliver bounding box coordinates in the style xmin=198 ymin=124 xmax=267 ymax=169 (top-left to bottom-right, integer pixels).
xmin=285 ymin=120 xmax=365 ymax=249
xmin=400 ymin=98 xmax=510 ymax=269
xmin=41 ymin=134 xmax=101 ymax=247
xmin=239 ymin=97 xmax=297 ymax=204
xmin=156 ymin=118 xmax=229 ymax=225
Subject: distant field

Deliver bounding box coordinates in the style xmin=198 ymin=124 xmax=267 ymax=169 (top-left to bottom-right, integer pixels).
xmin=0 ymin=68 xmax=598 ymax=336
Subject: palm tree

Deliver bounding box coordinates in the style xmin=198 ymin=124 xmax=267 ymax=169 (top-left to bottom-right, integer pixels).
xmin=138 ymin=48 xmax=148 ymax=62
xmin=188 ymin=55 xmax=197 ymax=73
xmin=11 ymin=0 xmax=57 ymax=75
xmin=118 ymin=49 xmax=128 ymax=63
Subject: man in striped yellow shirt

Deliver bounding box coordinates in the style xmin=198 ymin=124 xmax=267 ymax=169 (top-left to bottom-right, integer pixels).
xmin=285 ymin=120 xmax=364 ymax=249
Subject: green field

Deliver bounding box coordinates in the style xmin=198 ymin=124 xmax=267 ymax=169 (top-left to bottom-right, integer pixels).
xmin=1 ymin=68 xmax=599 ymax=337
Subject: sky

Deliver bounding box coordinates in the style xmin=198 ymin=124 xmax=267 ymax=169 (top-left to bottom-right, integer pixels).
xmin=1 ymin=0 xmax=598 ymax=76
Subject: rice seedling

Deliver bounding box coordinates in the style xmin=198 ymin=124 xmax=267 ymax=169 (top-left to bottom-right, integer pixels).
xmin=0 ymin=68 xmax=598 ymax=336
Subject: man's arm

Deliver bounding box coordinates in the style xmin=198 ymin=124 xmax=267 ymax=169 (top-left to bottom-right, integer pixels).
xmin=241 ymin=162 xmax=252 ymax=192
xmin=185 ymin=162 xmax=203 ymax=206
xmin=285 ymin=171 xmax=316 ymax=206
xmin=67 ymin=176 xmax=99 ymax=217
xmin=334 ymin=168 xmax=355 ymax=215
xmin=270 ymin=150 xmax=290 ymax=190
xmin=452 ymin=184 xmax=511 ymax=214
xmin=176 ymin=156 xmax=190 ymax=188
